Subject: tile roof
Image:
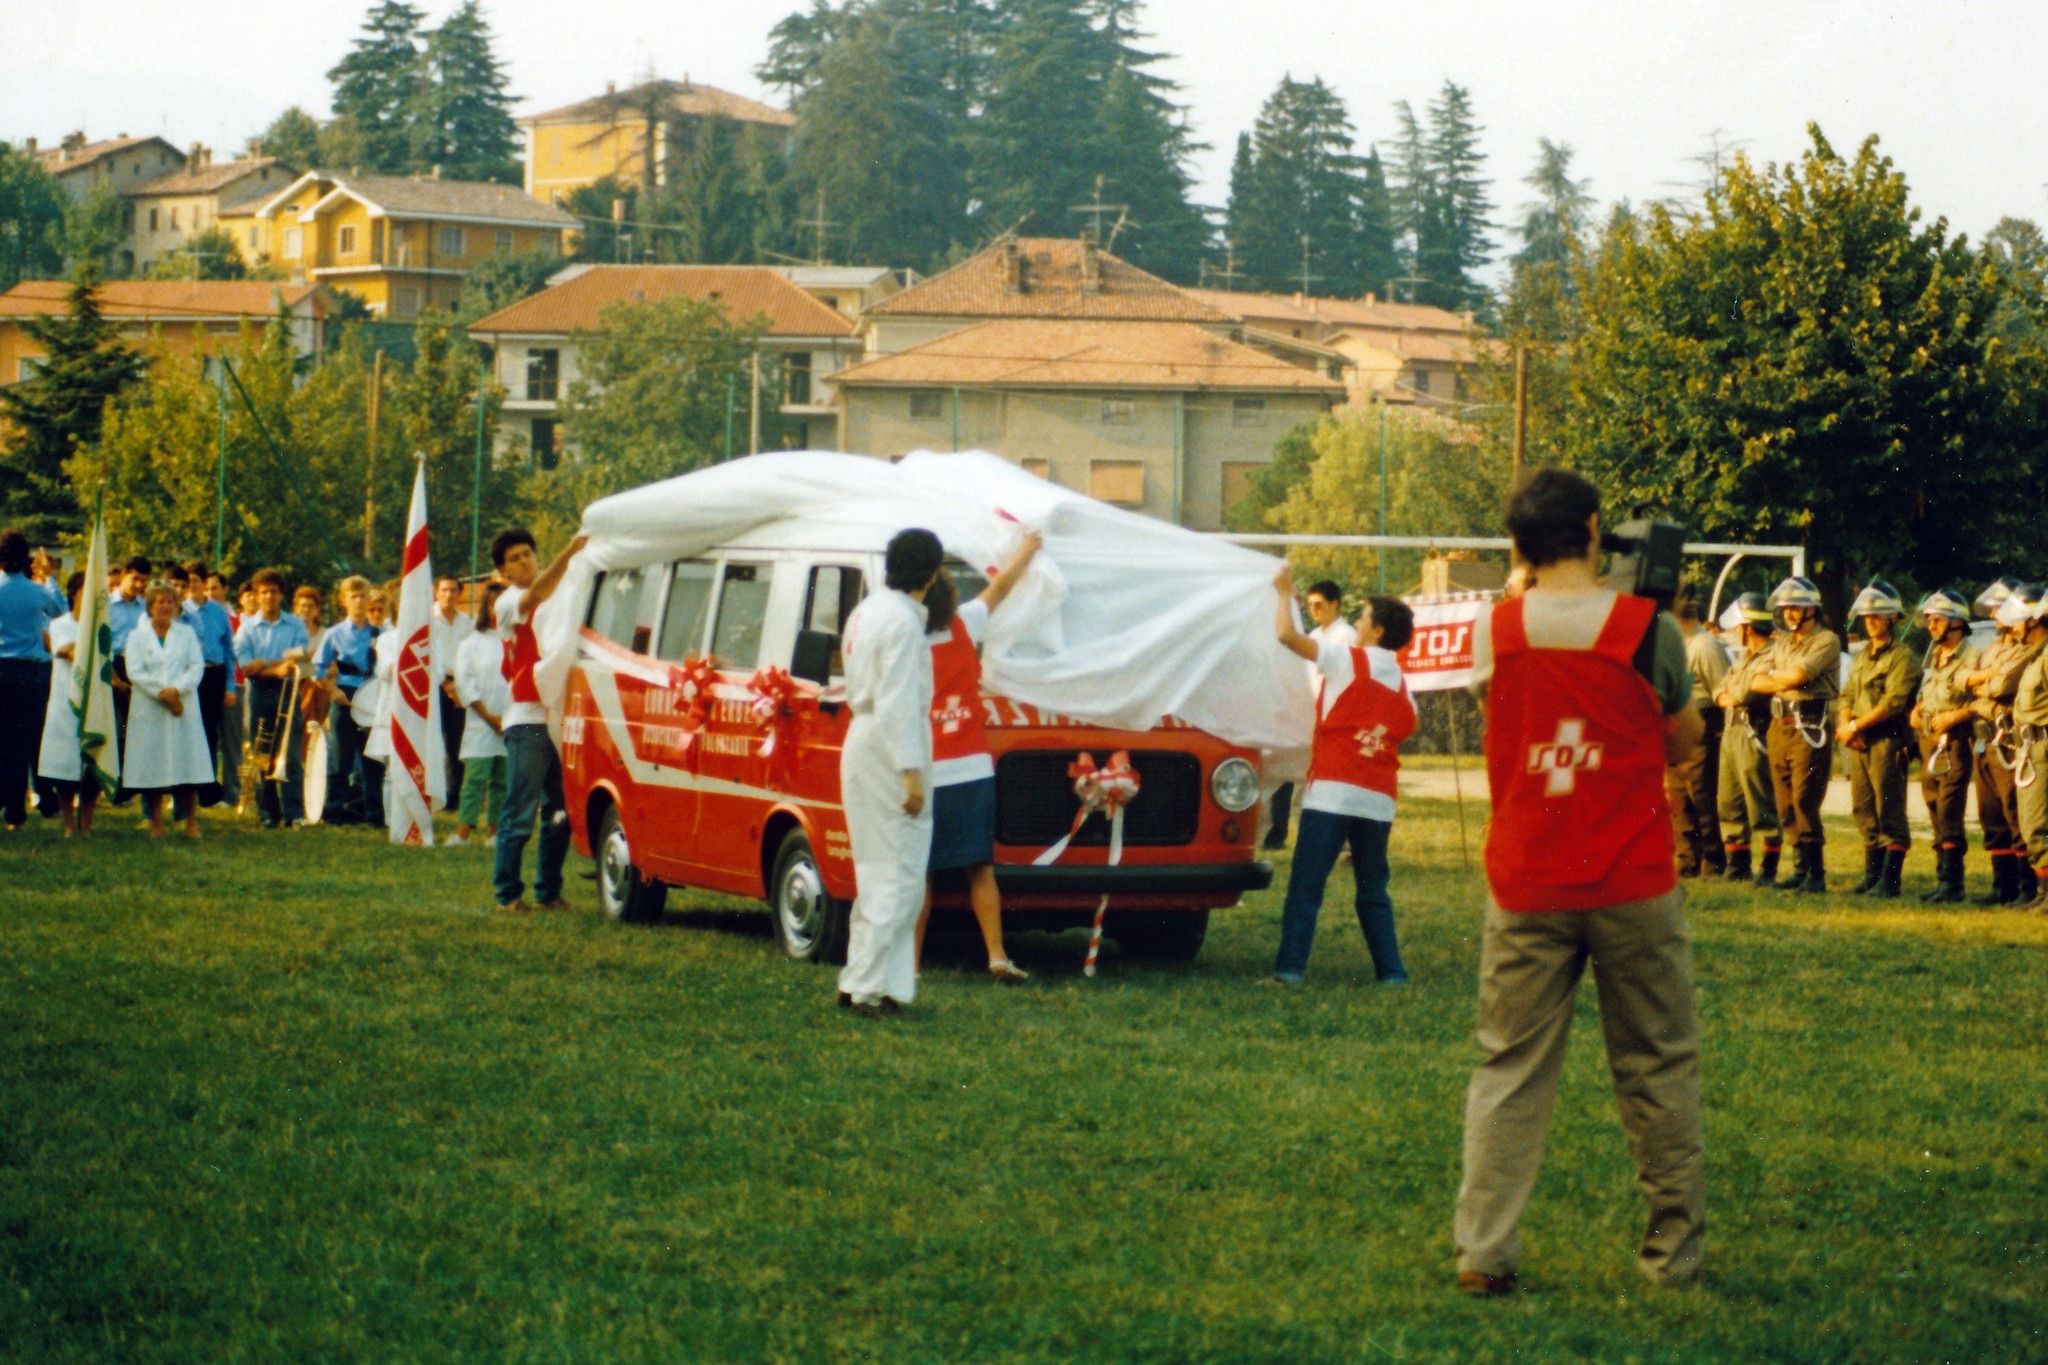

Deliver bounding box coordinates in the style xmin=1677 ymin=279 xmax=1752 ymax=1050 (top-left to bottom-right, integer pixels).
xmin=868 ymin=237 xmax=1234 ymax=323
xmin=1188 ymin=287 xmax=1474 ymax=335
xmin=827 ymin=320 xmax=1346 ymax=393
xmin=466 ymin=265 xmax=857 ymax=338
xmin=124 ymin=157 xmax=292 ymax=201
xmin=314 ymin=173 xmax=580 ymax=227
xmin=0 ymin=280 xmax=325 ymax=321
xmin=1341 ymin=329 xmax=1485 ymax=364
xmin=523 ymin=79 xmax=795 ymax=129
xmin=33 ymin=134 xmax=181 ymax=175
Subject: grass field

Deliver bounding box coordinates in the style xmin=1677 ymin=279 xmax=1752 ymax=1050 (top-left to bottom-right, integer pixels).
xmin=3 ymin=795 xmax=2045 ymax=1363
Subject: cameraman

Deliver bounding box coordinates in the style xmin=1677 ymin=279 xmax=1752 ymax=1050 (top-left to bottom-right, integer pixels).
xmin=1453 ymin=468 xmax=1704 ymax=1297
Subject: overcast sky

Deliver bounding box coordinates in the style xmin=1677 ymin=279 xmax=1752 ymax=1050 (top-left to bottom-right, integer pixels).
xmin=6 ymin=0 xmax=2043 ymax=256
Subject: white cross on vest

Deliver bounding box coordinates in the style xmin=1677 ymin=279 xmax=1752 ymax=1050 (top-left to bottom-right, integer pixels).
xmin=937 ymin=694 xmax=970 ymax=734
xmin=1355 ymin=725 xmax=1389 ymax=758
xmin=1527 ymin=718 xmax=1603 ymax=796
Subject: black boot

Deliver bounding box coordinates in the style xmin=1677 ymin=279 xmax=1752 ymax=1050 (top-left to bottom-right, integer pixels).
xmin=1754 ymin=845 xmax=1782 ymax=888
xmin=1975 ymin=853 xmax=2016 ymax=906
xmin=2023 ymin=865 xmax=2048 ymax=911
xmin=1776 ymin=845 xmax=1813 ymax=893
xmin=1878 ymin=847 xmax=1906 ymax=899
xmin=1922 ymin=846 xmax=1966 ymax=904
xmin=1848 ymin=845 xmax=1884 ymax=895
xmin=1808 ymin=845 xmax=1826 ymax=893
xmin=1724 ymin=848 xmax=1753 ymax=882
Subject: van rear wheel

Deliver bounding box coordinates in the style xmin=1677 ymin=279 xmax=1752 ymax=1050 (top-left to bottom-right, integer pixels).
xmin=771 ymin=828 xmax=850 ymax=965
xmin=1107 ymin=909 xmax=1209 ymax=963
xmin=597 ymin=805 xmax=666 ymax=924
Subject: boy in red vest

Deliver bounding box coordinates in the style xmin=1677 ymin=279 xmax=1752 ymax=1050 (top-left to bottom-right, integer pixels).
xmin=1454 ymin=469 xmax=1705 ymax=1297
xmin=1265 ymin=568 xmax=1417 ymax=986
xmin=490 ymin=526 xmax=587 ymax=914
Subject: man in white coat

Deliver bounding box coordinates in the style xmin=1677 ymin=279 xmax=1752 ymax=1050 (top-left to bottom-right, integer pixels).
xmin=837 ymin=528 xmax=944 ymax=1017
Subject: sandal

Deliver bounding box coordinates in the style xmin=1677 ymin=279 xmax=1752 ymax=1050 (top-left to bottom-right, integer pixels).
xmin=989 ymin=959 xmax=1030 ymax=983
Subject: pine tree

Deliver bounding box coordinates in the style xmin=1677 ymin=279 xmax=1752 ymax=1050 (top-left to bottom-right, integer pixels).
xmin=1230 ymin=76 xmax=1371 ymax=295
xmin=971 ymin=0 xmax=1112 ymax=236
xmin=656 ymin=117 xmax=758 ymax=264
xmin=1355 ymin=148 xmax=1399 ymax=297
xmin=759 ymin=0 xmax=851 ymax=101
xmin=1422 ymin=82 xmax=1491 ymax=311
xmin=1514 ymin=138 xmax=1592 ymax=270
xmin=326 ymin=1 xmax=426 ymax=175
xmin=1087 ymin=3 xmax=1210 ymax=281
xmin=416 ymin=0 xmax=521 ymax=183
xmin=1222 ymin=131 xmax=1255 ymax=281
xmin=0 ymin=270 xmax=148 ymax=540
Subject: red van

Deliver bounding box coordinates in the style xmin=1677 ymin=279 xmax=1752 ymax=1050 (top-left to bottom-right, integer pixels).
xmin=557 ymin=520 xmax=1271 ymax=965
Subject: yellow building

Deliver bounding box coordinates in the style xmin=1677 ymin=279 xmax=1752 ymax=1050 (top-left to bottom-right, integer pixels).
xmin=251 ymin=171 xmax=577 ymax=318
xmin=120 ymin=147 xmax=298 ymax=279
xmin=1 ymin=280 xmax=328 ymax=388
xmin=30 ymin=133 xmax=184 ymax=202
xmin=519 ymin=78 xmax=795 ymax=205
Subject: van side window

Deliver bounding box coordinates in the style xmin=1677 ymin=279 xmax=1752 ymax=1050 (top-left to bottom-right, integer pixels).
xmin=709 ymin=562 xmax=776 ymax=670
xmin=585 ymin=568 xmax=646 ymax=651
xmin=657 ymin=561 xmax=717 ymax=661
xmin=801 ymin=564 xmax=866 ymax=677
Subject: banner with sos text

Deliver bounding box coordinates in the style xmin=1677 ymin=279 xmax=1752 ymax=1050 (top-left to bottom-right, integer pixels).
xmin=1395 ymin=594 xmax=1493 ymax=693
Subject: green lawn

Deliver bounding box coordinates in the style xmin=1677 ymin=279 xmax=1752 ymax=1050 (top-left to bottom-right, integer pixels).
xmin=3 ymin=799 xmax=2044 ymax=1363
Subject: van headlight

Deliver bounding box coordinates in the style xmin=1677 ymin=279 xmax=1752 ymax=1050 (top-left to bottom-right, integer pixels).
xmin=1210 ymin=757 xmax=1260 ymax=812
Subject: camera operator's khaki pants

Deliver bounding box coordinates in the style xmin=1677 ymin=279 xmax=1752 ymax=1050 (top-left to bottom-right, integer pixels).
xmin=1455 ymin=887 xmax=1706 ymax=1283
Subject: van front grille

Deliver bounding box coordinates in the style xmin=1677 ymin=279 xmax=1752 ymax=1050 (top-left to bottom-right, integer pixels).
xmin=995 ymin=750 xmax=1202 ymax=848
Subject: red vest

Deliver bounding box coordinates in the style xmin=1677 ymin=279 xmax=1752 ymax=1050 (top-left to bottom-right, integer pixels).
xmin=1482 ymin=594 xmax=1677 ymax=913
xmin=929 ymin=617 xmax=990 ymax=763
xmin=503 ymin=619 xmax=541 ymax=706
xmin=1305 ymin=649 xmax=1416 ymax=799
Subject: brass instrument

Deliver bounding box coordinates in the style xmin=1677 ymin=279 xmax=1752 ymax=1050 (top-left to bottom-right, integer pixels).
xmin=236 ymin=653 xmax=306 ymax=818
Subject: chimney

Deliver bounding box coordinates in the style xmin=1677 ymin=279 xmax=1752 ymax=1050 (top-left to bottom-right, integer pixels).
xmin=430 ymin=164 xmax=443 ymax=180
xmin=186 ymin=142 xmax=205 ymax=175
xmin=606 ymin=80 xmax=616 ymax=95
xmin=1079 ymin=236 xmax=1102 ymax=294
xmin=62 ymin=130 xmax=87 ymax=160
xmin=1003 ymin=241 xmax=1026 ymax=295
xmin=1364 ymin=292 xmax=1376 ymax=305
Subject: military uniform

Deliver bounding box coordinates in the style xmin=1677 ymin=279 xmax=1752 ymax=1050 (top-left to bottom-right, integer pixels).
xmin=2009 ymin=647 xmax=2048 ymax=908
xmin=1967 ymin=633 xmax=2044 ymax=903
xmin=1915 ymin=630 xmax=1981 ymax=901
xmin=1838 ymin=635 xmax=1921 ymax=895
xmin=1667 ymin=628 xmax=1729 ymax=875
xmin=1763 ymin=624 xmax=1841 ymax=886
xmin=1716 ymin=640 xmax=1781 ymax=881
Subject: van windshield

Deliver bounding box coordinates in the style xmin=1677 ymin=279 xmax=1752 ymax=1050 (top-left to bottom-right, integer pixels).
xmin=657 ymin=562 xmax=716 ymax=661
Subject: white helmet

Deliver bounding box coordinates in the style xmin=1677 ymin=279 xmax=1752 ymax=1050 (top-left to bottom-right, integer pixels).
xmin=1992 ymin=583 xmax=2045 ymax=631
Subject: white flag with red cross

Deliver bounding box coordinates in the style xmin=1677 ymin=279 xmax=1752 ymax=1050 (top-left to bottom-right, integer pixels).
xmin=387 ymin=458 xmax=446 ymax=845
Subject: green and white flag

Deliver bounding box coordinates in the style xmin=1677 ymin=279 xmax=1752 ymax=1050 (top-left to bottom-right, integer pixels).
xmin=71 ymin=501 xmax=120 ymax=794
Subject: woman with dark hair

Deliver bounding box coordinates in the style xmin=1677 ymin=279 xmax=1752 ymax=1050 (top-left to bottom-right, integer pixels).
xmin=123 ymin=580 xmax=214 ymax=839
xmin=37 ymin=572 xmax=98 ymax=835
xmin=453 ymin=581 xmax=511 ymax=846
xmin=0 ymin=529 xmax=64 ymax=829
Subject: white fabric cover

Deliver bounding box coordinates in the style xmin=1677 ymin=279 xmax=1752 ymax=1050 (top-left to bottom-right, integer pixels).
xmin=38 ymin=614 xmax=81 ymax=782
xmin=122 ymin=620 xmax=213 ymax=790
xmin=531 ymin=450 xmax=1315 ymax=751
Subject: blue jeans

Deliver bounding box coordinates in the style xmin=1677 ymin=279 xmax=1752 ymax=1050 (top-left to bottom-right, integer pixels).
xmin=1271 ymin=808 xmax=1406 ymax=983
xmin=493 ymin=724 xmax=569 ymax=906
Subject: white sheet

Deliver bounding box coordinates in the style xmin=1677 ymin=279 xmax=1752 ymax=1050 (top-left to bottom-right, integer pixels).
xmin=531 ymin=450 xmax=1315 ymax=752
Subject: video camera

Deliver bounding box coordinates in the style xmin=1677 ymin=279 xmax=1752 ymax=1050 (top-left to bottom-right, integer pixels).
xmin=1601 ymin=515 xmax=1686 ymax=610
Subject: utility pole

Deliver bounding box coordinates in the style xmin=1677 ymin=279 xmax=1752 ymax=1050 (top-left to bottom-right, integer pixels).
xmin=1511 ymin=344 xmax=1528 ymax=486
xmin=799 ymin=188 xmax=836 ymax=265
xmin=749 ymin=350 xmax=761 ymax=455
xmin=364 ymin=350 xmax=383 ymax=562
xmin=1070 ymin=174 xmax=1126 ymax=241
xmin=215 ymin=366 xmax=228 ymax=564
xmin=1297 ymin=235 xmax=1323 ymax=297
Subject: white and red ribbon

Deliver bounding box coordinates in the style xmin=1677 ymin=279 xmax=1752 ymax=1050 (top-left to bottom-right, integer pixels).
xmin=744 ymin=664 xmax=812 ymax=758
xmin=1030 ymin=750 xmax=1141 ymax=977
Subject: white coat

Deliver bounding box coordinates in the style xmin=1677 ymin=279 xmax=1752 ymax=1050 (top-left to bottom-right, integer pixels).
xmin=122 ymin=619 xmax=213 ymax=791
xmin=835 ymin=587 xmax=935 ymax=1007
xmin=38 ymin=614 xmax=81 ymax=782
xmin=364 ymin=630 xmax=397 ymax=762
xmin=455 ymin=630 xmax=509 ymax=760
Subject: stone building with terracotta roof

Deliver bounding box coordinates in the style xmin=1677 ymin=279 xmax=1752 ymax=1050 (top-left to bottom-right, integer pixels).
xmin=1186 ymin=288 xmax=1491 ymax=409
xmin=519 ymin=78 xmax=797 ymax=205
xmin=0 ymin=280 xmax=328 ymax=387
xmin=120 ymin=147 xmax=299 ymax=279
xmin=826 ymin=319 xmax=1344 ymax=530
xmin=250 ymin=170 xmax=576 ymax=318
xmin=466 ymin=264 xmax=861 ymax=462
xmin=29 ymin=133 xmax=184 ymax=202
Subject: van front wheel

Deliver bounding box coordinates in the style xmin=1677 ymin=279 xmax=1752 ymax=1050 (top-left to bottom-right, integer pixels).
xmin=771 ymin=828 xmax=850 ymax=965
xmin=597 ymin=805 xmax=666 ymax=924
xmin=1107 ymin=909 xmax=1209 ymax=963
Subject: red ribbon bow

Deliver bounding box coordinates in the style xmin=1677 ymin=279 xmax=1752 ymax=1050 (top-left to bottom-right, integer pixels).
xmin=676 ymin=656 xmax=719 ymax=742
xmin=1068 ymin=749 xmax=1140 ymax=816
xmin=746 ymin=664 xmax=815 ymax=761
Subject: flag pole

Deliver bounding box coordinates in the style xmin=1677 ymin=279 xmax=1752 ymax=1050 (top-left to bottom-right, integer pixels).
xmin=471 ymin=361 xmax=485 ymax=587
xmin=1448 ymin=696 xmax=1471 ymax=869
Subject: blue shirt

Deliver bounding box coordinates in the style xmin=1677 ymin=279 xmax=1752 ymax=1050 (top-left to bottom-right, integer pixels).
xmin=0 ymin=572 xmax=63 ymax=661
xmin=108 ymin=591 xmax=146 ymax=653
xmin=182 ymin=597 xmax=236 ymax=667
xmin=234 ymin=612 xmax=311 ymax=671
xmin=314 ymin=619 xmax=379 ymax=695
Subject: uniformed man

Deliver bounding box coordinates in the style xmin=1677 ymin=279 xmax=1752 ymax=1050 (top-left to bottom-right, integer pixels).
xmin=1909 ymin=590 xmax=1981 ymax=904
xmin=1835 ymin=582 xmax=1921 ymax=898
xmin=1666 ymin=596 xmax=1730 ymax=877
xmin=1963 ymin=581 xmax=2045 ymax=904
xmin=2005 ymin=591 xmax=2048 ymax=912
xmin=1749 ymin=577 xmax=1841 ymax=893
xmin=1713 ymin=593 xmax=1781 ymax=884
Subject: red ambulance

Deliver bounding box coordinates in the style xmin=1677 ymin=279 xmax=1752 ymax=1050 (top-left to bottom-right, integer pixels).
xmin=558 ymin=519 xmax=1272 ymax=965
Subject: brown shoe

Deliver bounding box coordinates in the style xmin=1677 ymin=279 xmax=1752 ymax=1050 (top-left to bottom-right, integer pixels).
xmin=496 ymin=898 xmax=536 ymax=914
xmin=1457 ymin=1271 xmax=1518 ymax=1298
xmin=534 ymin=898 xmax=572 ymax=912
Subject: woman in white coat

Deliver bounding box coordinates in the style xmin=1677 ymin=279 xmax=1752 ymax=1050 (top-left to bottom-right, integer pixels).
xmin=36 ymin=572 xmax=98 ymax=836
xmin=123 ymin=581 xmax=214 ymax=839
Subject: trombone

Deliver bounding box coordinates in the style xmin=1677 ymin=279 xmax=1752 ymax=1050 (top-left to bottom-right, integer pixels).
xmin=236 ymin=651 xmax=307 ymax=818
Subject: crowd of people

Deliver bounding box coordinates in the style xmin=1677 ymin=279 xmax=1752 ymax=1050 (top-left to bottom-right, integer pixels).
xmin=0 ymin=530 xmax=519 ymax=851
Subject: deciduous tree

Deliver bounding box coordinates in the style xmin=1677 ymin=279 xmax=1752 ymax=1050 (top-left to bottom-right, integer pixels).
xmin=0 ymin=143 xmax=66 ymax=291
